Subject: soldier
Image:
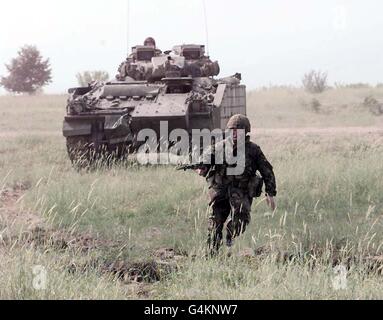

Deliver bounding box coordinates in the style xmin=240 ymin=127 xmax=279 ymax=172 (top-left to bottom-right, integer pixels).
xmin=143 ymin=37 xmax=162 ymax=55
xmin=144 ymin=37 xmax=156 ymax=47
xmin=116 ymin=37 xmax=163 ymax=80
xmin=197 ymin=114 xmax=277 ymax=254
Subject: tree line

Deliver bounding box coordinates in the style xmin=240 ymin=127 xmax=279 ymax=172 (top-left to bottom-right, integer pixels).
xmin=0 ymin=45 xmax=109 ymax=94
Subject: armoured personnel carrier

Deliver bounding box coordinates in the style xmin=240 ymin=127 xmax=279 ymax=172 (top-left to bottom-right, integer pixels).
xmin=63 ymin=43 xmax=247 ymax=166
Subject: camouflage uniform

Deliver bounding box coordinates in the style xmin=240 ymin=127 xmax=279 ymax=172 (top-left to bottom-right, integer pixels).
xmin=201 ymin=115 xmax=277 ymax=253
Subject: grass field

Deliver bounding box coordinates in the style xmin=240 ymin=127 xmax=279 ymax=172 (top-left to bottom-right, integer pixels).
xmin=1 ymin=87 xmax=383 ymax=299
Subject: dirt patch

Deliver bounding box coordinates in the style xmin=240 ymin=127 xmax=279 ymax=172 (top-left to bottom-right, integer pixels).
xmin=125 ymin=282 xmax=154 ymax=298
xmin=1 ymin=226 xmax=118 ymax=253
xmin=0 ymin=181 xmax=42 ymax=229
xmin=67 ymin=247 xmax=188 ymax=285
xmin=0 ymin=181 xmax=31 ymax=205
xmin=240 ymin=245 xmax=383 ymax=274
xmin=103 ymin=259 xmax=176 ymax=283
xmin=0 ymin=184 xmax=111 ymax=253
xmin=153 ymin=247 xmax=188 ymax=261
xmin=67 ymin=256 xmax=179 ymax=285
xmin=1 ymin=188 xmax=185 ymax=287
xmin=144 ymin=227 xmax=162 ymax=240
xmin=1 ymin=218 xmax=185 ymax=286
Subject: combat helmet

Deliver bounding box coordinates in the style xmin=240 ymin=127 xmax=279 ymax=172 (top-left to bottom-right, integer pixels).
xmin=144 ymin=37 xmax=156 ymax=48
xmin=226 ymin=114 xmax=251 ymax=134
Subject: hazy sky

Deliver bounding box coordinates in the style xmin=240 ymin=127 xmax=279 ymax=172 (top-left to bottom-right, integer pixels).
xmin=1 ymin=0 xmax=383 ymax=94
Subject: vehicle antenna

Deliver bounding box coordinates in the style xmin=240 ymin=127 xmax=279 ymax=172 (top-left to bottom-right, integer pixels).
xmin=202 ymin=0 xmax=210 ymax=56
xmin=126 ymin=0 xmax=131 ymax=56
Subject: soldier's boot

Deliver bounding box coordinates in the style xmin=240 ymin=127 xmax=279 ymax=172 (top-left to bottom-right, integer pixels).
xmin=226 ymin=238 xmax=234 ymax=248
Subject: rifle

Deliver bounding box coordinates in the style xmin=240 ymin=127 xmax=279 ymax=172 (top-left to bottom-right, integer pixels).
xmin=176 ymin=163 xmax=207 ymax=171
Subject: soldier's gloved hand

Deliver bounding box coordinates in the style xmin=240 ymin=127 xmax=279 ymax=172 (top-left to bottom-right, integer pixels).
xmin=196 ymin=167 xmax=208 ymax=177
xmin=266 ymin=195 xmax=276 ymax=211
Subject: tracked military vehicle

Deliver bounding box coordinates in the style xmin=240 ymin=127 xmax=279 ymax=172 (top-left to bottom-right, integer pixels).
xmin=63 ymin=43 xmax=247 ymax=166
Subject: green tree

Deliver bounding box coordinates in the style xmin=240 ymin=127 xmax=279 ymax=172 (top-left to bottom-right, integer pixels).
xmin=76 ymin=71 xmax=109 ymax=87
xmin=0 ymin=45 xmax=52 ymax=94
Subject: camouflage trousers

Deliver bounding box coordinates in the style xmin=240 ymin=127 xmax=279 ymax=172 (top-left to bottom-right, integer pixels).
xmin=207 ymin=186 xmax=253 ymax=254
